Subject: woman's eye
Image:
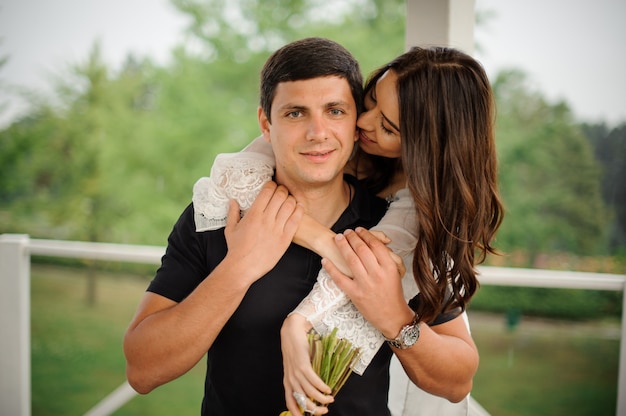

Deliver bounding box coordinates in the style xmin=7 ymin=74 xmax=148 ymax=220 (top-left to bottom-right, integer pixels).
xmin=381 ymin=121 xmax=394 ymax=135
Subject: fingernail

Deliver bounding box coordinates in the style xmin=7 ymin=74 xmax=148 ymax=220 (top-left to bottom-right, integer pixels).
xmin=343 ymin=229 xmax=353 ymax=235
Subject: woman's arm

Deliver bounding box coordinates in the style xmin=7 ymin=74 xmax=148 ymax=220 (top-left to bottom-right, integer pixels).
xmin=291 ymin=189 xmax=416 ymax=334
xmin=293 ymin=215 xmax=352 ymax=275
xmin=193 ymin=136 xmax=275 ymax=232
xmin=281 ymin=191 xmax=417 ymax=414
xmin=198 ymin=142 xmax=472 ymax=408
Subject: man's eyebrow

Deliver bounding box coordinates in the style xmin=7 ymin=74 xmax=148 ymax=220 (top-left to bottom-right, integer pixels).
xmin=326 ymin=100 xmax=351 ymax=108
xmin=277 ymin=104 xmax=307 ymax=112
xmin=381 ymin=112 xmax=400 ymax=132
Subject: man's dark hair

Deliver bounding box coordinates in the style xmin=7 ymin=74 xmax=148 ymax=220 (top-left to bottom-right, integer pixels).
xmin=259 ymin=37 xmax=364 ymax=122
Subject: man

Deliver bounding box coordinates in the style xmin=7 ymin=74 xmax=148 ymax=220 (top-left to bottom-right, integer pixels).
xmin=124 ymin=37 xmax=392 ymax=414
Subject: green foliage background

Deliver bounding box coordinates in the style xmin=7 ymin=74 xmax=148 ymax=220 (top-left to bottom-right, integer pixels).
xmin=1 ymin=0 xmax=624 ymax=264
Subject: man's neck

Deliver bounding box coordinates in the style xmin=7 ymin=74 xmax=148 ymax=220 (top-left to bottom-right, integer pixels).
xmin=283 ymin=177 xmax=352 ymax=228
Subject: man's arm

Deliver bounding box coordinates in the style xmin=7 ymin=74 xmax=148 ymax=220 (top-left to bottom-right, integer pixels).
xmin=324 ymin=228 xmax=478 ymax=402
xmin=123 ymin=182 xmax=302 ymax=393
xmin=392 ymin=314 xmax=477 ymax=402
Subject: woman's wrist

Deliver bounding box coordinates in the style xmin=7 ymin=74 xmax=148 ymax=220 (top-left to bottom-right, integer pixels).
xmin=285 ymin=311 xmax=314 ymax=332
xmin=294 ymin=215 xmax=332 ymax=251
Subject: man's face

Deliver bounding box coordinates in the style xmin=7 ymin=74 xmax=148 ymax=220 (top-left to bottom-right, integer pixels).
xmin=258 ymin=76 xmax=358 ymax=192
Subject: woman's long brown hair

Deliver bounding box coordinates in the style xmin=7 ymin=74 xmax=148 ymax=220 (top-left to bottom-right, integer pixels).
xmin=361 ymin=47 xmax=504 ymax=324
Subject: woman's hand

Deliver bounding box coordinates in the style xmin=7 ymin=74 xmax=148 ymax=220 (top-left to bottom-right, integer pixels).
xmin=368 ymin=230 xmax=390 ymax=244
xmin=322 ymin=227 xmax=412 ymax=339
xmin=281 ymin=314 xmax=333 ymax=415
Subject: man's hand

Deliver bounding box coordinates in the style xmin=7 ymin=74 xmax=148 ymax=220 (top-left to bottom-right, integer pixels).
xmin=224 ymin=181 xmax=303 ymax=286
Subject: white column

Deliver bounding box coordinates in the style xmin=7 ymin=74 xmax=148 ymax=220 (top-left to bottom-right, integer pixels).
xmin=618 ymin=286 xmax=626 ymax=416
xmin=0 ymin=234 xmax=31 ymax=416
xmin=405 ymin=0 xmax=475 ymax=55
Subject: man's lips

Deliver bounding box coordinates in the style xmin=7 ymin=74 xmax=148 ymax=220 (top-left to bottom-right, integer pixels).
xmin=301 ymin=149 xmax=335 ymax=162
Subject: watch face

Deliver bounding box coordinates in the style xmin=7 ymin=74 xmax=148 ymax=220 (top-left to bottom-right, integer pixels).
xmin=402 ymin=326 xmax=419 ymax=346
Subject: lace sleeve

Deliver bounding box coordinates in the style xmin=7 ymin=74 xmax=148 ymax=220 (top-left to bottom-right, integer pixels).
xmin=292 ymin=188 xmax=420 ymax=374
xmin=292 ymin=267 xmax=383 ymax=375
xmin=192 ymin=149 xmax=275 ymax=232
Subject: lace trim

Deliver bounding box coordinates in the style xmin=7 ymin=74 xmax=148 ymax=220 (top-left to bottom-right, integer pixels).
xmin=192 ymin=153 xmax=275 ymax=231
xmin=293 ymin=268 xmax=377 ymax=375
xmin=293 ymin=267 xmax=420 ymax=375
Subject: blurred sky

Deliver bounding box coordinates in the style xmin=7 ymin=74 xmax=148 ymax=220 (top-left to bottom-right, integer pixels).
xmin=1 ymin=0 xmax=625 ymax=127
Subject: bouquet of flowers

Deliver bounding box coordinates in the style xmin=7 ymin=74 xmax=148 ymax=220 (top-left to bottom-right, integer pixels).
xmin=280 ymin=328 xmax=361 ymax=415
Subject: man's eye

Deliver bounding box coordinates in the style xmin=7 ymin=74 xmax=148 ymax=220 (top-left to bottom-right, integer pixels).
xmin=287 ymin=111 xmax=301 ymax=118
xmin=330 ymin=109 xmax=344 ymax=116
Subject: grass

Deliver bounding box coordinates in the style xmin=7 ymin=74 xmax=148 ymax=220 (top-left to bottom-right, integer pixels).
xmin=30 ymin=264 xmax=620 ymax=415
xmin=31 ymin=264 xmax=205 ymax=416
xmin=468 ymin=312 xmax=619 ymax=416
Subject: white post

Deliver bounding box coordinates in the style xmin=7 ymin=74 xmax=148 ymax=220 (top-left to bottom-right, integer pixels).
xmin=405 ymin=0 xmax=475 ymax=54
xmin=618 ymin=286 xmax=626 ymax=416
xmin=83 ymin=380 xmax=137 ymax=416
xmin=0 ymin=234 xmax=31 ymax=416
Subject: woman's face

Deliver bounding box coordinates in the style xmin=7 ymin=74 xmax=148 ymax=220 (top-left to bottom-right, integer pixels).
xmin=356 ymin=69 xmax=402 ymax=159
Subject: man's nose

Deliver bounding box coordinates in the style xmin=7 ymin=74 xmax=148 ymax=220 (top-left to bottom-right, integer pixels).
xmin=305 ymin=114 xmax=327 ymax=141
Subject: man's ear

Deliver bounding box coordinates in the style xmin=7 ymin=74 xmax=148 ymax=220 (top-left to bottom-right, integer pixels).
xmin=258 ymin=107 xmax=271 ymax=141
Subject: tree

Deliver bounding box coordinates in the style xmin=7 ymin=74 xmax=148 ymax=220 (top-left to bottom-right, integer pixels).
xmin=1 ymin=0 xmax=403 ymax=245
xmin=170 ymin=0 xmax=406 ymax=77
xmin=0 ymin=44 xmax=153 ymax=243
xmin=0 ymin=107 xmax=64 ymax=234
xmin=5 ymin=0 xmax=614 ymax=263
xmin=583 ymin=122 xmax=626 ymax=253
xmin=493 ymin=69 xmax=608 ymax=263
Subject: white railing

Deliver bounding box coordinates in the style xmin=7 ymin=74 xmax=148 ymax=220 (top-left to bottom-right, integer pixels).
xmin=1 ymin=234 xmax=625 ymax=416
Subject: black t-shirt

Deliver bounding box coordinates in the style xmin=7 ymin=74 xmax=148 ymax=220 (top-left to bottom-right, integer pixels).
xmin=148 ymin=175 xmax=393 ymax=415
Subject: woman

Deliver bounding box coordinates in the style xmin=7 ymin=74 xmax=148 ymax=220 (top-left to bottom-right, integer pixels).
xmin=192 ymin=46 xmax=503 ymax=415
